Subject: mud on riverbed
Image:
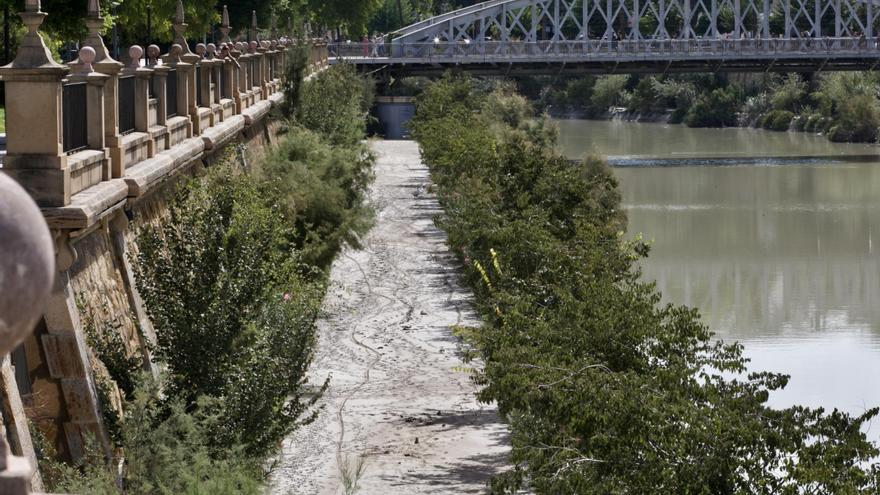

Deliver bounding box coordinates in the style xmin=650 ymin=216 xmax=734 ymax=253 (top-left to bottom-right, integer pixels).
xmin=269 ymin=140 xmax=511 ymax=495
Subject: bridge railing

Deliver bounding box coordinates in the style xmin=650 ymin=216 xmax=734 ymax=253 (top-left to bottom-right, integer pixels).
xmin=331 ymin=37 xmax=880 ymax=62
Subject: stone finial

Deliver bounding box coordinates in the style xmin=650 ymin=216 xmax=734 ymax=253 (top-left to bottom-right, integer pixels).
xmin=195 ymin=43 xmax=206 ymax=58
xmin=206 ymin=43 xmax=217 ymax=59
xmin=171 ymin=0 xmax=196 ymax=62
xmin=128 ymin=45 xmax=143 ymax=69
xmin=82 ymin=0 xmax=120 ymax=67
xmin=175 ymin=0 xmax=185 ymax=24
xmin=165 ymin=43 xmax=183 ymax=64
xmin=73 ymin=45 xmax=97 ymax=74
xmin=220 ymin=5 xmax=232 ymax=43
xmin=249 ymin=41 xmax=258 ymax=54
xmin=147 ymin=44 xmax=161 ymax=66
xmin=4 ymin=0 xmax=64 ymax=69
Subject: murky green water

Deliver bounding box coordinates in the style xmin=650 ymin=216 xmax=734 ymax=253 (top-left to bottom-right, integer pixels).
xmin=558 ymin=119 xmax=880 ymax=422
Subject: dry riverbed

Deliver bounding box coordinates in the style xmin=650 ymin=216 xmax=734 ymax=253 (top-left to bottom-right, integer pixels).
xmin=270 ymin=140 xmax=511 ymax=495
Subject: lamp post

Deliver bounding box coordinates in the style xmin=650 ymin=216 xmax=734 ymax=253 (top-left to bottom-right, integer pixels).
xmin=146 ymin=4 xmax=152 ymax=47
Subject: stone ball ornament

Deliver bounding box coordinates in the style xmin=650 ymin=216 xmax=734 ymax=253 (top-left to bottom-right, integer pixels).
xmin=77 ymin=45 xmax=97 ymax=73
xmin=128 ymin=44 xmax=144 ymax=68
xmin=0 ymin=173 xmax=55 ymax=356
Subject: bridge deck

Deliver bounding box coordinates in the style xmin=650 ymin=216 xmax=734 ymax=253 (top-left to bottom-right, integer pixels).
xmin=331 ymin=39 xmax=880 ymax=75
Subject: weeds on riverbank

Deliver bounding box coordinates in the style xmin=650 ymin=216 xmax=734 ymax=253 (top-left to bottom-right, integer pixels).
xmin=411 ymin=73 xmax=880 ymax=494
xmin=43 ymin=62 xmax=375 ymax=492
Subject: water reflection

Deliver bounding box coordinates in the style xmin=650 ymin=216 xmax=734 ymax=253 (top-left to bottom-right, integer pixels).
xmin=558 ymin=119 xmax=880 ymax=419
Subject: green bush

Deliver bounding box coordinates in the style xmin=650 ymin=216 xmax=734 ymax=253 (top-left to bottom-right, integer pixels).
xmin=411 ymin=73 xmax=880 ymax=494
xmin=295 ymin=63 xmax=374 ymax=147
xmin=804 ymin=113 xmax=822 ymax=132
xmin=762 ymin=110 xmax=794 ymax=131
xmin=259 ymin=125 xmax=375 ymax=269
xmin=135 ymin=165 xmax=325 ymax=457
xmin=770 ymin=73 xmax=808 ymax=113
xmin=685 ymin=85 xmax=742 ymax=127
xmin=813 ymin=73 xmax=880 ymax=142
xmin=590 ymin=75 xmax=629 ymax=111
xmin=44 ymin=382 xmax=265 ymax=495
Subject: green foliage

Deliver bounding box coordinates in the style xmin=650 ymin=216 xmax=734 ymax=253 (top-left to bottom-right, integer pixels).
xmin=770 ymin=73 xmax=808 ymax=113
xmin=742 ymin=92 xmax=772 ymax=125
xmin=260 ymin=125 xmax=375 ymax=269
xmin=281 ymin=43 xmax=311 ymax=118
xmin=411 ymin=73 xmax=880 ymax=494
xmin=628 ymin=77 xmax=662 ymax=114
xmin=685 ymin=85 xmax=742 ymax=127
xmin=590 ymin=75 xmax=628 ymax=110
xmin=813 ymin=73 xmax=880 ymax=143
xmin=45 ymin=382 xmax=265 ymax=495
xmin=307 ymin=0 xmax=384 ymax=35
xmin=295 ymin=63 xmax=374 ymax=147
xmin=762 ymin=109 xmax=795 ymax=131
xmin=135 ymin=163 xmax=324 ymax=458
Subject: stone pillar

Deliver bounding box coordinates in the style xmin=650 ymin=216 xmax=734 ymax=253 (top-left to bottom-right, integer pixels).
xmin=170 ymin=0 xmax=202 ymax=134
xmin=0 ymin=1 xmax=71 ymax=207
xmin=258 ymin=41 xmax=270 ymax=98
xmin=229 ymin=43 xmax=245 ymax=113
xmin=0 ymin=171 xmax=58 ymax=493
xmin=67 ymin=48 xmax=111 ymax=164
xmin=148 ymin=45 xmax=168 ymax=127
xmin=82 ymin=0 xmax=125 ymax=179
xmin=162 ymin=44 xmax=194 ymax=139
xmin=148 ymin=45 xmax=171 ymax=151
xmin=238 ymin=43 xmax=253 ymax=107
xmin=209 ymin=44 xmax=222 ymax=104
xmin=123 ymin=45 xmax=156 ymax=158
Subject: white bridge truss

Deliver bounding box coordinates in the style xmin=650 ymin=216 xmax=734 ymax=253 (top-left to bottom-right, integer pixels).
xmin=392 ymin=0 xmax=879 ymax=43
xmin=329 ymin=0 xmax=880 ymax=74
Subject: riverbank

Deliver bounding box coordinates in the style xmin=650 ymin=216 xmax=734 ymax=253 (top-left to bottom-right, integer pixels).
xmin=270 ymin=140 xmax=510 ymax=495
xmin=530 ymin=72 xmax=880 ymax=143
xmin=409 ymin=74 xmax=880 ymax=493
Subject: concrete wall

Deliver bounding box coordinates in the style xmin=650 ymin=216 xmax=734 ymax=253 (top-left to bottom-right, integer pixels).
xmin=375 ymin=97 xmax=416 ymax=140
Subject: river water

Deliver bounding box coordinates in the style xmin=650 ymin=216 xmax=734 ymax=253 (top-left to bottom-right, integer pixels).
xmin=558 ymin=120 xmax=880 ymax=429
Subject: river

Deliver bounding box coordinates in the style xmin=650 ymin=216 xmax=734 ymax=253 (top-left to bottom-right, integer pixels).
xmin=558 ymin=119 xmax=880 ymax=432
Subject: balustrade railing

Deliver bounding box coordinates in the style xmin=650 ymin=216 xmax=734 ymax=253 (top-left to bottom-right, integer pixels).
xmin=331 ymin=37 xmax=880 ymax=61
xmin=118 ymin=75 xmax=136 ymax=135
xmin=62 ymin=82 xmax=88 ymax=154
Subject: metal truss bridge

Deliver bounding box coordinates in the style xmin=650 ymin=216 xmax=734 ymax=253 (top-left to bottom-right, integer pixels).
xmin=330 ymin=0 xmax=880 ymax=76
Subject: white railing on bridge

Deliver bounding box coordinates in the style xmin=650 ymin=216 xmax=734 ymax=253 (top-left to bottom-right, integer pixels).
xmin=330 ymin=37 xmax=880 ymax=63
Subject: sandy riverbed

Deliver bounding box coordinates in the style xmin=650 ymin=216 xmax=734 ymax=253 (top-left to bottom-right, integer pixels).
xmin=269 ymin=140 xmax=511 ymax=495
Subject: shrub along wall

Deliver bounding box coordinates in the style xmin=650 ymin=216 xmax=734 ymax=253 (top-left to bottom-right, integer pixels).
xmin=410 ymin=74 xmax=880 ymax=494
xmin=44 ymin=62 xmax=376 ymax=493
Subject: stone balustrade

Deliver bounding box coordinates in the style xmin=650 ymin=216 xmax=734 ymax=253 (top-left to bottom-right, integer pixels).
xmin=1 ymin=0 xmax=324 ymax=217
